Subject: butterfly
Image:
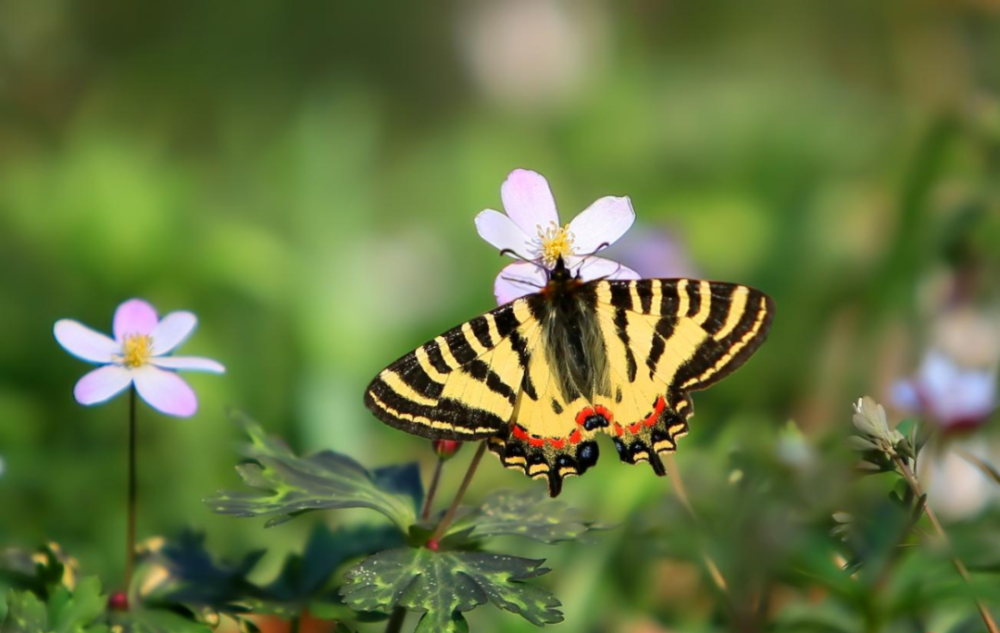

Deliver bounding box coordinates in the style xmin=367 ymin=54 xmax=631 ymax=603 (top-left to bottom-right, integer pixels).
xmin=365 ymin=257 xmax=774 ymax=497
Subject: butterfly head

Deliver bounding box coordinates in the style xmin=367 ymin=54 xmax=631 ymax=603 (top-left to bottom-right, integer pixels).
xmin=541 ymin=256 xmax=583 ymax=298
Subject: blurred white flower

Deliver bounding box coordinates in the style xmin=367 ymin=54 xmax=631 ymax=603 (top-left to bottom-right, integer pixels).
xmin=923 ymin=439 xmax=1000 ymax=520
xmin=892 ymin=309 xmax=999 ymax=430
xmin=456 ymin=0 xmax=608 ymax=109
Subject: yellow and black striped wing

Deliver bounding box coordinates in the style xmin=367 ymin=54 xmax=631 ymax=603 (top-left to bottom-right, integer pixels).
xmin=365 ymin=299 xmax=541 ymax=440
xmin=591 ymin=278 xmax=774 ymax=472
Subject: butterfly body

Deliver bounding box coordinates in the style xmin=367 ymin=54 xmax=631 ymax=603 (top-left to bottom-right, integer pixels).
xmin=365 ymin=258 xmax=773 ymax=497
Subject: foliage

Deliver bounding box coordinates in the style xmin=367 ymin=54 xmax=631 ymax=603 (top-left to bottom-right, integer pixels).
xmin=201 ymin=416 xmax=605 ymax=630
xmin=341 ymin=548 xmax=562 ymax=633
xmin=205 ymin=412 xmax=423 ymax=530
xmin=2 ymin=578 xmax=109 ymax=633
xmin=445 ymin=489 xmax=604 ymax=544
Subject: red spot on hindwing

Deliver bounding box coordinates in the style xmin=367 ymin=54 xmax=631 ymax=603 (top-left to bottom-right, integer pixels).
xmin=576 ymin=405 xmax=614 ymax=426
xmin=594 ymin=405 xmax=614 ymax=422
xmin=644 ymin=396 xmax=667 ymax=427
xmin=569 ymin=429 xmax=582 ymax=444
xmin=548 ymin=438 xmax=565 ymax=449
xmin=512 ymin=426 xmax=529 ymax=441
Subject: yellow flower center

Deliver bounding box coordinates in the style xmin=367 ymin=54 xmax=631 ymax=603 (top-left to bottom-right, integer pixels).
xmin=536 ymin=221 xmax=575 ymax=267
xmin=120 ymin=334 xmax=153 ymax=368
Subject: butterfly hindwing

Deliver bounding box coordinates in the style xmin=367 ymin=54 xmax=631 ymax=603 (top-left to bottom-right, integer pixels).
xmin=365 ymin=299 xmax=539 ymax=440
xmin=487 ymin=321 xmax=603 ymax=497
xmin=591 ymin=278 xmax=774 ymax=472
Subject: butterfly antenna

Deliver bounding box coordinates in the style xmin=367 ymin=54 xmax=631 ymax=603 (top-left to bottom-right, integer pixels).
xmin=498 ymin=248 xmax=549 ymax=276
xmin=501 ymin=276 xmax=544 ymax=290
xmin=574 ymin=241 xmax=612 ymax=278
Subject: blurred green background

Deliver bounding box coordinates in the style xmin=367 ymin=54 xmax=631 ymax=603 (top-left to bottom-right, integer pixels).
xmin=2 ymin=0 xmax=1000 ymax=631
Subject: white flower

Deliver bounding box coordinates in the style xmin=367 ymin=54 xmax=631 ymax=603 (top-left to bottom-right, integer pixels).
xmin=892 ymin=350 xmax=998 ymax=430
xmin=923 ymin=439 xmax=1000 ymax=520
xmin=54 ymin=299 xmax=225 ymax=418
xmin=475 ymin=169 xmax=639 ymax=304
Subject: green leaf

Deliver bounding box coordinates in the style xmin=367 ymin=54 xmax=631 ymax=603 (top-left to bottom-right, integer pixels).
xmin=205 ymin=412 xmax=422 ymax=531
xmin=136 ymin=530 xmax=262 ymax=623
xmin=0 ymin=543 xmax=77 ymax=598
xmin=341 ymin=548 xmax=562 ymax=632
xmin=48 ymin=578 xmax=106 ymax=633
xmin=250 ymin=523 xmax=403 ymax=617
xmin=1 ymin=577 xmax=109 ymax=633
xmin=446 ymin=489 xmax=602 ymax=544
xmin=2 ymin=590 xmax=47 ymax=633
xmin=110 ymin=609 xmax=214 ymax=633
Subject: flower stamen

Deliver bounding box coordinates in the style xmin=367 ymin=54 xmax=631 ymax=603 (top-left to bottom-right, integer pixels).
xmin=536 ymin=222 xmax=575 ymax=267
xmin=119 ymin=334 xmax=153 ymax=368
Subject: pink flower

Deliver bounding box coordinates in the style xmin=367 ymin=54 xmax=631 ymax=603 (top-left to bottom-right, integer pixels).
xmin=54 ymin=299 xmax=224 ymax=418
xmin=475 ymin=169 xmax=639 ymax=304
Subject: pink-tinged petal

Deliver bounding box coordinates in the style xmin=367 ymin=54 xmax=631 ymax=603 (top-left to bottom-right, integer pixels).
xmin=151 ymin=356 xmax=225 ymax=373
xmin=150 ymin=311 xmax=197 ymax=355
xmin=567 ymin=196 xmax=635 ymax=255
xmin=475 ymin=209 xmax=535 ymax=258
xmin=54 ymin=320 xmax=120 ymax=364
xmin=494 ymin=261 xmax=547 ymax=305
xmin=133 ymin=366 xmax=198 ymax=417
xmin=500 ymin=169 xmax=560 ymax=235
xmin=113 ymin=299 xmax=159 ymax=342
xmin=572 ymin=255 xmax=641 ymax=282
xmin=74 ymin=365 xmax=133 ymax=405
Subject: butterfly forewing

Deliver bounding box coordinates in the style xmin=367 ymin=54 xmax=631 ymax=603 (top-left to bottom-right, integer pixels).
xmin=365 ymin=299 xmax=539 ymax=440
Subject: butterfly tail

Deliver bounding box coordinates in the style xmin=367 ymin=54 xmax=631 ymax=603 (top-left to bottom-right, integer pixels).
xmin=488 ymin=430 xmax=601 ymax=498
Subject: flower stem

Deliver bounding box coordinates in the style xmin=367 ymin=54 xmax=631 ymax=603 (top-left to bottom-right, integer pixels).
xmin=893 ymin=456 xmax=999 ymax=633
xmin=289 ymin=615 xmax=300 ymax=633
xmin=384 ymin=606 xmax=407 ymax=633
xmin=125 ymin=386 xmax=138 ymax=598
xmin=428 ymin=441 xmax=487 ymax=545
xmin=665 ymin=454 xmax=749 ymax=625
xmin=421 ymin=457 xmax=446 ymax=522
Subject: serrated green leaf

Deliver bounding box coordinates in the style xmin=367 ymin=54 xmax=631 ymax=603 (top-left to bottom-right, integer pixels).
xmin=1 ymin=576 xmax=109 ymax=633
xmin=49 ymin=577 xmax=106 ymax=633
xmin=2 ymin=590 xmax=47 ymax=633
xmin=205 ymin=412 xmax=422 ymax=531
xmin=341 ymin=548 xmax=562 ymax=631
xmin=446 ymin=489 xmax=600 ymax=544
xmin=251 ymin=523 xmax=403 ymax=617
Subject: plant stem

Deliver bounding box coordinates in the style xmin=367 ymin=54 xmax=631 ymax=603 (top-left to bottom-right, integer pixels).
xmin=125 ymin=386 xmax=138 ymax=597
xmin=665 ymin=454 xmax=749 ymax=625
xmin=421 ymin=457 xmax=445 ymax=522
xmin=893 ymin=456 xmax=999 ymax=633
xmin=428 ymin=441 xmax=487 ymax=544
xmin=384 ymin=607 xmax=407 ymax=633
xmin=289 ymin=615 xmax=300 ymax=633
